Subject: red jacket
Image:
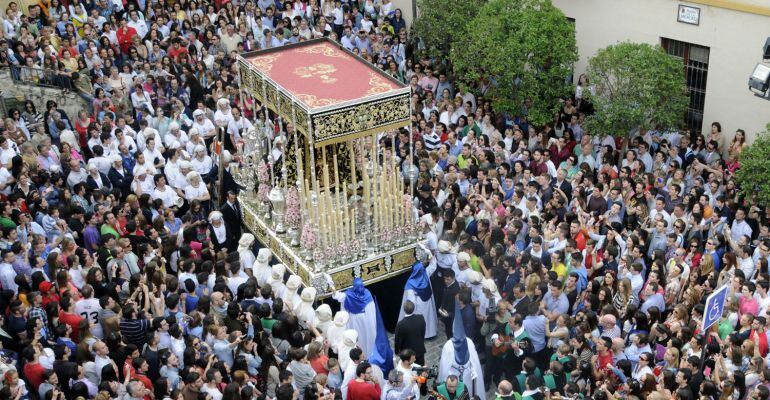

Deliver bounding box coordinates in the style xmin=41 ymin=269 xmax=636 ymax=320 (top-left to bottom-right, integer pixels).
xmin=116 ymin=26 xmax=138 ymax=54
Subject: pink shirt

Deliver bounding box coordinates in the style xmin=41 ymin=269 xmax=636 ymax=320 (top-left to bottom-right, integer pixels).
xmin=739 ymin=296 xmax=759 ymax=317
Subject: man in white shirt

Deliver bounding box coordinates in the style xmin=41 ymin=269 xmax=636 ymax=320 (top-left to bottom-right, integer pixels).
xmin=128 ymin=11 xmax=148 ymax=38
xmin=92 ymin=341 xmax=117 ymax=384
xmin=0 ymin=250 xmax=17 ymax=293
xmin=731 ymin=207 xmax=753 ymax=244
xmin=67 ymin=159 xmax=88 ymax=189
xmin=151 ymin=175 xmax=182 ymax=208
xmin=340 ymin=26 xmax=355 ymax=51
xmin=75 ymin=285 xmax=104 ymax=339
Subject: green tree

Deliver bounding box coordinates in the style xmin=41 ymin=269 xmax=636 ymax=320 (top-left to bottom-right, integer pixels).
xmin=735 ymin=123 xmax=770 ymax=205
xmin=412 ymin=0 xmax=482 ymax=58
xmin=583 ymin=42 xmax=688 ymax=137
xmin=450 ymin=0 xmax=577 ymax=126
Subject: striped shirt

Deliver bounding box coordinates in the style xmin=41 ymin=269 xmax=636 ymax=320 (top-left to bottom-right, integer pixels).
xmin=120 ymin=318 xmax=150 ymax=347
xmin=423 ymin=131 xmax=441 ymax=151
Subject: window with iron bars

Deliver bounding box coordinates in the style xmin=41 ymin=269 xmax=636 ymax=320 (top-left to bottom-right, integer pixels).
xmin=661 ymin=37 xmax=711 ymax=135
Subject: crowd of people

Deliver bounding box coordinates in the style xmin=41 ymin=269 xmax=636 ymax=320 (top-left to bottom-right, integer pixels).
xmin=0 ymin=0 xmax=767 ymax=400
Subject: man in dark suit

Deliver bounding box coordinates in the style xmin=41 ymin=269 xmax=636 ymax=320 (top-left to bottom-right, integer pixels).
xmin=394 ymin=300 xmax=427 ymax=365
xmin=551 ymin=169 xmax=573 ymax=202
xmin=439 ymin=269 xmax=460 ymax=339
xmin=108 ymin=154 xmax=132 ymax=199
xmin=509 ymin=283 xmax=532 ymax=317
xmin=220 ymin=190 xmax=244 ymax=252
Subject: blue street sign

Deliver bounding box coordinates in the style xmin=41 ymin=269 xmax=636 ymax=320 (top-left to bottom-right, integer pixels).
xmin=702 ymin=285 xmax=729 ymax=332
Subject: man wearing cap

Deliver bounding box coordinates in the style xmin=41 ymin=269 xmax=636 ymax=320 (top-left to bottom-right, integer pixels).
xmin=417 ymin=184 xmax=437 ymax=215
xmin=455 ymin=252 xmax=472 ymax=287
xmin=131 ymin=166 xmax=155 ymax=195
xmin=192 ymin=109 xmax=216 ymax=142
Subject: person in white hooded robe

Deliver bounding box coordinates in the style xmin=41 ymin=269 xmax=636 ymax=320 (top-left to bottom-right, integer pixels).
xmin=237 ymin=233 xmax=256 ymax=275
xmin=267 ymin=264 xmax=287 ymax=300
xmin=253 ymin=248 xmax=272 ymax=287
xmin=337 ymin=329 xmax=359 ymax=372
xmin=438 ymin=301 xmax=486 ymax=399
xmin=283 ymin=275 xmax=302 ymax=312
xmin=327 ymin=311 xmax=349 ymax=355
xmin=314 ymin=304 xmax=333 ymax=335
xmin=294 ymin=287 xmax=316 ymax=328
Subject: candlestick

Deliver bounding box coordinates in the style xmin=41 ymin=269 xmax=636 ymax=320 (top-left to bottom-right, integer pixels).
xmin=316 ymin=180 xmax=325 ymax=246
xmin=362 ymin=163 xmax=370 ymax=210
xmin=326 ymin=190 xmax=340 ymax=244
xmin=333 ymin=152 xmax=340 ymax=192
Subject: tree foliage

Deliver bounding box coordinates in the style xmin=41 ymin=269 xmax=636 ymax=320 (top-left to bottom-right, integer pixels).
xmin=412 ymin=0 xmax=482 ymax=59
xmin=583 ymin=42 xmax=688 ymax=137
xmin=735 ymin=123 xmax=770 ymax=205
xmin=450 ymin=0 xmax=577 ymax=126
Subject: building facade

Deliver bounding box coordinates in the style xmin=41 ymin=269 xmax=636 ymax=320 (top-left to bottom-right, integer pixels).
xmin=552 ymin=0 xmax=770 ymax=142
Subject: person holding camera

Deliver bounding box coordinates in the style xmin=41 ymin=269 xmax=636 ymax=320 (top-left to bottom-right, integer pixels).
xmin=383 ymin=369 xmax=419 ymax=400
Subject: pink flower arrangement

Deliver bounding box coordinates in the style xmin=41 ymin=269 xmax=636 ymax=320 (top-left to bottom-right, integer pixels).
xmin=257 ymin=161 xmax=270 ymax=184
xmin=285 ymin=188 xmax=302 ymax=228
xmin=300 ymin=222 xmax=316 ymax=250
xmin=257 ymin=183 xmax=270 ymax=202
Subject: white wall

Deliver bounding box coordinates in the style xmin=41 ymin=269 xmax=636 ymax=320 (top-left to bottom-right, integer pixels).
xmin=552 ymin=0 xmax=770 ymax=142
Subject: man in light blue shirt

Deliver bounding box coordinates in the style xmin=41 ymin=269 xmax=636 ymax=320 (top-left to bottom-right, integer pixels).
xmin=541 ymin=281 xmax=569 ymax=329
xmin=522 ymin=303 xmax=547 ymax=353
xmin=640 ymin=283 xmax=665 ymax=313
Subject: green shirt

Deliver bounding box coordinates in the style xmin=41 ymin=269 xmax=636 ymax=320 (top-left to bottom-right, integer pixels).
xmin=437 ymin=382 xmax=466 ymax=400
xmin=718 ymin=318 xmax=734 ymax=340
xmin=0 ymin=216 xmax=16 ymax=229
xmin=100 ymin=224 xmax=120 ymax=239
xmin=261 ymin=318 xmax=277 ymax=331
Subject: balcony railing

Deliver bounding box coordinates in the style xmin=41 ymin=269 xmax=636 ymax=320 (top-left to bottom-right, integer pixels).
xmin=5 ymin=65 xmax=72 ymax=90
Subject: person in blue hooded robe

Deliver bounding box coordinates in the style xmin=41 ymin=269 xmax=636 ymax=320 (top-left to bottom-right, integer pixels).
xmin=397 ymin=257 xmax=438 ymax=339
xmin=438 ymin=301 xmax=486 ymax=398
xmin=332 ymin=278 xmax=378 ymax=359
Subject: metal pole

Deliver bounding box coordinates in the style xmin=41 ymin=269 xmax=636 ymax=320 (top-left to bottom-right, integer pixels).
xmin=236 ymin=59 xmax=246 ymax=155
xmin=307 ymin=115 xmax=320 ymax=247
xmin=217 ymin=126 xmax=225 ymax=207
xmin=261 ymin=80 xmax=275 ymax=187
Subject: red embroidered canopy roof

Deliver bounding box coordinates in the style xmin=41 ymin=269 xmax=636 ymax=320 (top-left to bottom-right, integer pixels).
xmin=244 ymin=39 xmax=405 ymax=110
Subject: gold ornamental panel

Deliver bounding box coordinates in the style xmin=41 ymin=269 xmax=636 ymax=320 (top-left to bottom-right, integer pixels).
xmin=251 ymin=70 xmax=264 ymax=101
xmin=311 ymin=94 xmax=410 ymax=146
xmin=330 ymin=268 xmax=355 ymax=289
xmin=391 ymin=248 xmax=417 ymax=272
xmin=279 ymin=93 xmax=293 ymax=119
xmin=360 ymin=258 xmax=387 ymax=281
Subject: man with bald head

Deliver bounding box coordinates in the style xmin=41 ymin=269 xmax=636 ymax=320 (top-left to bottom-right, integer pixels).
xmin=209 ymin=291 xmax=228 ymax=322
xmin=67 ymin=159 xmax=88 ymax=189
xmin=495 ymin=380 xmax=514 ymax=400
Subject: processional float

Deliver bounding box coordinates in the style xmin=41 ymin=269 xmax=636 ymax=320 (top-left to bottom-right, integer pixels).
xmin=233 ymin=38 xmax=422 ymax=294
